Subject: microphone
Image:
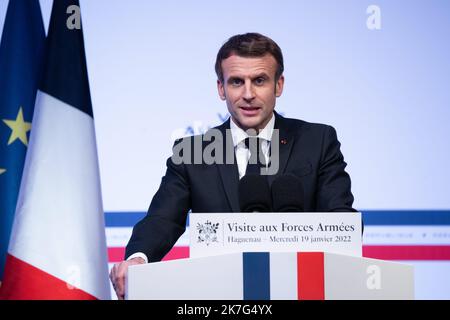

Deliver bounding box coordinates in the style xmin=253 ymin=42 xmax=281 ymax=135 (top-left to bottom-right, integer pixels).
xmin=271 ymin=174 xmax=304 ymax=212
xmin=238 ymin=175 xmax=272 ymax=212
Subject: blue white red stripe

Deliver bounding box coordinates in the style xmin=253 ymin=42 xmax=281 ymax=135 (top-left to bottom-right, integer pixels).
xmin=105 ymin=211 xmax=450 ymax=263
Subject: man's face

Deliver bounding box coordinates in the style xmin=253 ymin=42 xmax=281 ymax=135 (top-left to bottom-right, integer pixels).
xmin=217 ymin=54 xmax=284 ymax=131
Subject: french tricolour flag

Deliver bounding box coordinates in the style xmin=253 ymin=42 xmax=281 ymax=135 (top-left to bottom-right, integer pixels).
xmin=242 ymin=252 xmax=325 ymax=300
xmin=127 ymin=252 xmax=327 ymax=300
xmin=0 ymin=0 xmax=109 ymax=300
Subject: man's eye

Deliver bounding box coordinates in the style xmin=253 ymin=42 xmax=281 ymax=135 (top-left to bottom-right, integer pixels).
xmin=254 ymin=77 xmax=266 ymax=85
xmin=230 ymin=79 xmax=243 ymax=86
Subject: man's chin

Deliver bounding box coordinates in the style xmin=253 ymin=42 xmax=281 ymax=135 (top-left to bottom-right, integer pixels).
xmin=235 ymin=117 xmax=264 ymax=131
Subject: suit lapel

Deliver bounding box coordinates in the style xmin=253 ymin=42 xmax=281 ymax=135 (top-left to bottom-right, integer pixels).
xmin=216 ymin=120 xmax=240 ymax=212
xmin=268 ymin=112 xmax=295 ymax=186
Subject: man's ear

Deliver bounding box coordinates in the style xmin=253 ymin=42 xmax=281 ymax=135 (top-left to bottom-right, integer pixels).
xmin=217 ymin=80 xmax=226 ymax=100
xmin=275 ymin=75 xmax=284 ymax=97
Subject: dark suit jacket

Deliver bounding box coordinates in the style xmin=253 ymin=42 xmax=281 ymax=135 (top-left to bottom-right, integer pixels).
xmin=126 ymin=113 xmax=356 ymax=261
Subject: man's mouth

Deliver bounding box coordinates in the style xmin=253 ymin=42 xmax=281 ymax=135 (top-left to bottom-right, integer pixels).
xmin=239 ymin=106 xmax=261 ymax=116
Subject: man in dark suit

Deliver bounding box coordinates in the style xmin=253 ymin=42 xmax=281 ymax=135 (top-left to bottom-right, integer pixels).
xmin=110 ymin=33 xmax=356 ymax=299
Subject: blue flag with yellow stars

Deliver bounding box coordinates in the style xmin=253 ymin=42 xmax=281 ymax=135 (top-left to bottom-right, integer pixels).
xmin=0 ymin=0 xmax=45 ymax=280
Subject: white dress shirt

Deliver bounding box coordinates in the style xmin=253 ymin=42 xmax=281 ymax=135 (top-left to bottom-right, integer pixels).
xmin=230 ymin=113 xmax=275 ymax=179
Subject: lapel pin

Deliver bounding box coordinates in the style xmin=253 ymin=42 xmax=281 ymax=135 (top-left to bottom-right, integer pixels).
xmin=281 ymin=139 xmax=287 ymax=145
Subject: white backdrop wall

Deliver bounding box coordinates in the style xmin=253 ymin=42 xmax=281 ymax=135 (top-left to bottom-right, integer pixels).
xmin=1 ymin=0 xmax=449 ymax=212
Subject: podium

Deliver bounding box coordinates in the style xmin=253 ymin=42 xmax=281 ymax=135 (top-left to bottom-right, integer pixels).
xmin=126 ymin=251 xmax=414 ymax=300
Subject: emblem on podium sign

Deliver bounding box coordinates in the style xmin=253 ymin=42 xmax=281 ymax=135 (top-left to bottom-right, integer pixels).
xmin=196 ymin=220 xmax=220 ymax=246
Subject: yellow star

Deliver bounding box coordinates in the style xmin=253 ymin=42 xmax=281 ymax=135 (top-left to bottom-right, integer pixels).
xmin=0 ymin=168 xmax=6 ymax=175
xmin=2 ymin=107 xmax=32 ymax=146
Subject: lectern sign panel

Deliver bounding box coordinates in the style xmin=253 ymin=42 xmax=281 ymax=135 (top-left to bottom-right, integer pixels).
xmin=190 ymin=212 xmax=362 ymax=258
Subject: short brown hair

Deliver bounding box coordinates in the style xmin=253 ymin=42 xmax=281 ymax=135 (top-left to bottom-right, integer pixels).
xmin=215 ymin=33 xmax=284 ymax=82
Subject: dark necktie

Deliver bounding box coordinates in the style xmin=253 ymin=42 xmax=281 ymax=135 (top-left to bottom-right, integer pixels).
xmin=244 ymin=137 xmax=266 ymax=176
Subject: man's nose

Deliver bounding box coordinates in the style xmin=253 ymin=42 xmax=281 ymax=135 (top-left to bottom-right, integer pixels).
xmin=243 ymin=81 xmax=255 ymax=102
